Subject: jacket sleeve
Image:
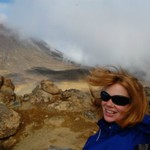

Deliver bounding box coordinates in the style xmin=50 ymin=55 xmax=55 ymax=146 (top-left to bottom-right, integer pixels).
xmin=137 ymin=115 xmax=150 ymax=133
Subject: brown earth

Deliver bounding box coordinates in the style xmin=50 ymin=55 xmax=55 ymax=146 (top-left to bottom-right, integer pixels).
xmin=2 ymin=78 xmax=99 ymax=150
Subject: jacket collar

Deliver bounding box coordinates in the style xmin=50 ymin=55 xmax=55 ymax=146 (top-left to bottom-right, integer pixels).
xmin=97 ymin=115 xmax=150 ymax=136
xmin=97 ymin=119 xmax=123 ymax=136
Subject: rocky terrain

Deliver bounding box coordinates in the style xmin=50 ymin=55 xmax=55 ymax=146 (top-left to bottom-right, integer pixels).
xmin=0 ymin=76 xmax=99 ymax=150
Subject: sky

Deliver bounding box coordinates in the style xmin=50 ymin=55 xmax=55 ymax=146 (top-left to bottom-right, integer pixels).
xmin=0 ymin=0 xmax=12 ymax=3
xmin=0 ymin=0 xmax=150 ymax=79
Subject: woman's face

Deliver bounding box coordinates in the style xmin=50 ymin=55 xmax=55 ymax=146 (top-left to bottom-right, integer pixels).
xmin=101 ymin=83 xmax=130 ymax=123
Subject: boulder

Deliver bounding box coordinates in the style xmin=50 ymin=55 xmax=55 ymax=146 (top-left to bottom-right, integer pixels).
xmin=0 ymin=103 xmax=21 ymax=139
xmin=41 ymin=80 xmax=61 ymax=94
xmin=0 ymin=76 xmax=16 ymax=104
xmin=1 ymin=77 xmax=15 ymax=91
xmin=23 ymin=81 xmax=62 ymax=104
xmin=48 ymin=89 xmax=92 ymax=112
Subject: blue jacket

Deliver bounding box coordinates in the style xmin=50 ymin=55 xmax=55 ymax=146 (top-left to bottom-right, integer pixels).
xmin=83 ymin=115 xmax=150 ymax=150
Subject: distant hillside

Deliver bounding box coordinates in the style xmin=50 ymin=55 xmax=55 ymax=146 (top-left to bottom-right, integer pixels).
xmin=0 ymin=24 xmax=89 ymax=84
xmin=0 ymin=24 xmax=77 ymax=72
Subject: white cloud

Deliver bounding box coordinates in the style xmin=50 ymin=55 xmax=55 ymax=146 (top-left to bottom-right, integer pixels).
xmin=63 ymin=46 xmax=84 ymax=63
xmin=0 ymin=13 xmax=7 ymax=23
xmin=3 ymin=0 xmax=150 ymax=80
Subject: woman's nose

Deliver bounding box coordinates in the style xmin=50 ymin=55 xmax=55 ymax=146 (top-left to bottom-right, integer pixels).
xmin=106 ymin=99 xmax=114 ymax=107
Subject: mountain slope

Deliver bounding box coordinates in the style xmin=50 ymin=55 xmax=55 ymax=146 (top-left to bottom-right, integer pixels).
xmin=0 ymin=24 xmax=89 ymax=85
xmin=0 ymin=24 xmax=77 ymax=73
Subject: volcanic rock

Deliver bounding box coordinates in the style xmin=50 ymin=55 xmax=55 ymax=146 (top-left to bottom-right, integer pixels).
xmin=0 ymin=103 xmax=21 ymax=139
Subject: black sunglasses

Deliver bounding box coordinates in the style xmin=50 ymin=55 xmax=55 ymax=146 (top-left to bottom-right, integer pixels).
xmin=100 ymin=91 xmax=131 ymax=106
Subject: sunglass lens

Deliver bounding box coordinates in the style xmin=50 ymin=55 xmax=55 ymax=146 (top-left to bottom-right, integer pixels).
xmin=112 ymin=96 xmax=130 ymax=106
xmin=100 ymin=91 xmax=110 ymax=101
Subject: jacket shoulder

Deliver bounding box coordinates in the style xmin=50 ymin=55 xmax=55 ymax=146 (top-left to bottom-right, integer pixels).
xmin=135 ymin=115 xmax=150 ymax=134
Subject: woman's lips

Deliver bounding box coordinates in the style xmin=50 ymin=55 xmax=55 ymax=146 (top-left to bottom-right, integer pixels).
xmin=104 ymin=108 xmax=117 ymax=117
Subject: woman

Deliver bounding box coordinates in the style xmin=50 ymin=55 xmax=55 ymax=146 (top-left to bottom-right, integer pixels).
xmin=83 ymin=67 xmax=150 ymax=150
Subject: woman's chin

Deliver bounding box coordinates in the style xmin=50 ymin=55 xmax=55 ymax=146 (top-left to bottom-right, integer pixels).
xmin=104 ymin=114 xmax=116 ymax=123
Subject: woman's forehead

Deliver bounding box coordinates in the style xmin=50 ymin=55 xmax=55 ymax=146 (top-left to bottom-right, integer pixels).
xmin=104 ymin=83 xmax=129 ymax=97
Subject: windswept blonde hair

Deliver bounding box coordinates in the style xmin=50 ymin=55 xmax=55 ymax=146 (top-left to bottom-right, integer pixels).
xmin=88 ymin=66 xmax=148 ymax=128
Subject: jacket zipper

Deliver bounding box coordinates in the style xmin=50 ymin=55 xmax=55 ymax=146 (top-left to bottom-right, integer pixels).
xmin=96 ymin=129 xmax=101 ymax=141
